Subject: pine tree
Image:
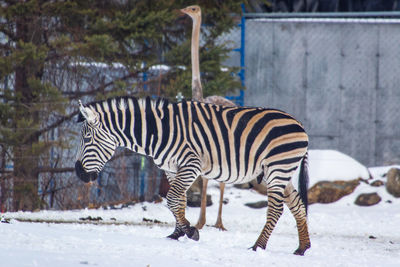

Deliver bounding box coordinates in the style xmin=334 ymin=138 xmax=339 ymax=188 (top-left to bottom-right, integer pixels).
xmin=0 ymin=0 xmax=244 ymax=211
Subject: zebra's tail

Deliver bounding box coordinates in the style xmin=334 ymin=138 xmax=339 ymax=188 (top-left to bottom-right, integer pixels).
xmin=298 ymin=152 xmax=309 ymax=215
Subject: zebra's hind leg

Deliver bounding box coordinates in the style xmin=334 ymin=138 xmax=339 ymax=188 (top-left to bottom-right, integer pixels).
xmin=251 ymin=187 xmax=285 ymax=251
xmin=284 ymin=182 xmax=311 ymax=255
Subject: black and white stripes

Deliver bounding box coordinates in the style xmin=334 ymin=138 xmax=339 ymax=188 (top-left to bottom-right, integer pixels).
xmin=75 ymin=96 xmax=311 ymax=255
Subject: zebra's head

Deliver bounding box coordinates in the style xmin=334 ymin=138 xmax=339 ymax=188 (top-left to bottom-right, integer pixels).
xmin=75 ymin=100 xmax=118 ymax=183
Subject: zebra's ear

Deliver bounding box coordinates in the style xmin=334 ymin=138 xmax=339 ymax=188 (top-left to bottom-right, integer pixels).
xmin=77 ymin=112 xmax=85 ymax=123
xmin=78 ymin=100 xmax=97 ymax=125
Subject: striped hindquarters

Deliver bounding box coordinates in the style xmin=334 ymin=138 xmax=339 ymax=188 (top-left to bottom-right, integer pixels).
xmin=182 ymin=102 xmax=308 ymax=184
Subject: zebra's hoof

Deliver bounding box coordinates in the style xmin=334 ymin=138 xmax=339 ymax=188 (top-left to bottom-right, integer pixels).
xmin=250 ymin=243 xmax=266 ymax=251
xmin=167 ymin=228 xmax=185 ymax=240
xmin=293 ymin=248 xmax=305 ymax=256
xmin=293 ymin=244 xmax=310 ymax=256
xmin=187 ymin=226 xmax=199 ymax=241
xmin=249 ymin=245 xmax=257 ymax=251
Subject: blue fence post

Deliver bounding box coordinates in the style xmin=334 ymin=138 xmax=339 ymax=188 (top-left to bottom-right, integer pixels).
xmin=139 ymin=156 xmax=146 ymax=201
xmin=142 ymin=62 xmax=148 ymax=91
xmin=97 ymin=172 xmax=102 ymax=199
xmin=227 ymin=3 xmax=246 ymax=106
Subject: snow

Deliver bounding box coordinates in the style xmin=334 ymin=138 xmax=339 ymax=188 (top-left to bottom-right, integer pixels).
xmin=70 ymin=62 xmax=125 ymax=69
xmin=1 ymin=150 xmax=400 ymax=267
xmin=308 ymin=150 xmax=370 ymax=183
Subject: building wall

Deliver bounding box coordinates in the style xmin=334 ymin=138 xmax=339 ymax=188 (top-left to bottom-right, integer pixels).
xmin=245 ymin=18 xmax=400 ymax=166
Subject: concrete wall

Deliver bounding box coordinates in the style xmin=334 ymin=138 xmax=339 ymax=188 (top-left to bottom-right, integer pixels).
xmin=245 ymin=18 xmax=400 ymax=166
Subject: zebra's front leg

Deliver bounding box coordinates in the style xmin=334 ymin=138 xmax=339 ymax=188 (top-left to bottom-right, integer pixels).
xmin=166 ymin=160 xmax=201 ymax=241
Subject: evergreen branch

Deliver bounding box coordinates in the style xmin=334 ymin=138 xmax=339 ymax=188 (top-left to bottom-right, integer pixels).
xmin=0 ymin=42 xmax=12 ymax=51
xmin=0 ymin=24 xmax=15 ymax=42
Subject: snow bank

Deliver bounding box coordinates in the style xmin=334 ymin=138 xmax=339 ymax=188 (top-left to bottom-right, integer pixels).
xmin=308 ymin=150 xmax=370 ymax=184
xmin=1 ymin=180 xmax=400 ymax=267
xmin=1 ymin=150 xmax=400 ymax=267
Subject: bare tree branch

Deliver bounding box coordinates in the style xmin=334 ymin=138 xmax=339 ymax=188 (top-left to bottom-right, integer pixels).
xmin=23 ymin=110 xmax=79 ymax=144
xmin=36 ymin=167 xmax=75 ymax=174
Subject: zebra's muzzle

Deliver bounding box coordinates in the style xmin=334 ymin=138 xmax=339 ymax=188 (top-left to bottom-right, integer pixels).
xmin=75 ymin=161 xmax=98 ymax=183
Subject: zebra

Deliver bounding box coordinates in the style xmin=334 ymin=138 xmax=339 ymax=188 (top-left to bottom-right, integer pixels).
xmin=75 ymin=96 xmax=311 ymax=255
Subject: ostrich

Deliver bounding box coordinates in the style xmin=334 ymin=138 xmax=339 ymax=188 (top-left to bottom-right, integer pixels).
xmin=181 ymin=5 xmax=236 ymax=231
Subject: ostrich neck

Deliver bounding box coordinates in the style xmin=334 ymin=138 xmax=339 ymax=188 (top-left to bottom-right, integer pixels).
xmin=191 ymin=15 xmax=203 ymax=101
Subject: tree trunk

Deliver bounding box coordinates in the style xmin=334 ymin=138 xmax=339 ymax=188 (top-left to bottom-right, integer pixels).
xmin=0 ymin=146 xmax=8 ymax=212
xmin=12 ymin=15 xmax=42 ymax=211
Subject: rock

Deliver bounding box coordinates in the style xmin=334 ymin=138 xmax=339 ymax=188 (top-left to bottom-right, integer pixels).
xmin=79 ymin=216 xmax=103 ymax=221
xmin=152 ymin=194 xmax=163 ymax=203
xmin=370 ymin=180 xmax=384 ymax=187
xmin=142 ymin=218 xmax=164 ymax=224
xmin=244 ymin=200 xmax=268 ymax=209
xmin=248 ymin=180 xmax=268 ymax=195
xmin=354 ymin=192 xmax=381 ymax=206
xmin=308 ymin=179 xmax=360 ymax=204
xmin=186 ymin=192 xmax=212 ymax=207
xmin=185 ymin=176 xmax=203 ymax=204
xmin=234 ymin=183 xmax=252 ymax=190
xmin=234 ymin=180 xmax=268 ymax=196
xmin=121 ymin=201 xmax=135 ymax=208
xmin=386 ymin=168 xmax=400 ymax=198
xmin=188 ymin=177 xmax=202 ymax=193
xmin=0 ymin=217 xmax=10 ymax=224
xmin=158 ymin=174 xmax=170 ymax=198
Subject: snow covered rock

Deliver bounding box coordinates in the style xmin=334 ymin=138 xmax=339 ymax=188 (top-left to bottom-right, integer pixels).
xmin=386 ymin=168 xmax=400 ymax=198
xmin=308 ymin=150 xmax=370 ymax=184
xmin=306 ymin=150 xmax=372 ymax=204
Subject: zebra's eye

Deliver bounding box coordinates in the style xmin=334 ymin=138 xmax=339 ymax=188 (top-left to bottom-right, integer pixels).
xmin=83 ymin=134 xmax=92 ymax=143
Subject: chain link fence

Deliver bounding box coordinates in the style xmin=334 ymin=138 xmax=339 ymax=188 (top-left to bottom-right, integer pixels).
xmin=244 ymin=14 xmax=400 ymax=166
xmin=0 ymin=113 xmax=165 ymax=212
xmin=3 ymin=11 xmax=400 ymax=212
xmin=0 ymin=63 xmax=167 ymax=211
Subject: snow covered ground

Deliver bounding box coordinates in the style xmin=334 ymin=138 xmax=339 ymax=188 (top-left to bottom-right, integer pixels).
xmin=1 ymin=150 xmax=400 ymax=267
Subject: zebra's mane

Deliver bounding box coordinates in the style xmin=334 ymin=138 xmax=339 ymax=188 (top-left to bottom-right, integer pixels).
xmin=81 ymin=96 xmax=239 ymax=115
xmin=84 ymin=96 xmax=170 ymax=111
xmin=77 ymin=96 xmax=171 ymax=123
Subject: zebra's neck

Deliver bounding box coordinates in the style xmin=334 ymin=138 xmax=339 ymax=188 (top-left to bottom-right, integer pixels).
xmin=91 ymin=96 xmax=169 ymax=158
